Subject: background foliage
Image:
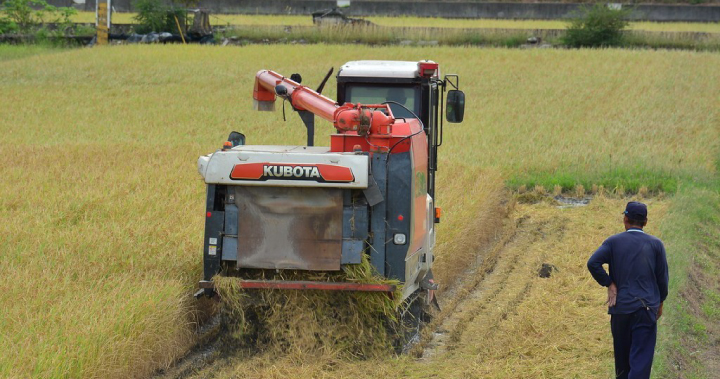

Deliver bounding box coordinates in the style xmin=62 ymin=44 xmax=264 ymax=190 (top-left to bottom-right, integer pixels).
xmin=563 ymin=4 xmax=631 ymax=47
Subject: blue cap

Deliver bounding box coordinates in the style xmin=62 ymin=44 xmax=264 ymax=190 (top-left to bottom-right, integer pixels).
xmin=623 ymin=201 xmax=647 ymax=221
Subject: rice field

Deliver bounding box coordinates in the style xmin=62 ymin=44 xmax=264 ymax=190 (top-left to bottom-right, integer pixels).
xmin=1 ymin=44 xmax=719 ymax=378
xmin=0 ymin=45 xmax=61 ymax=61
xmin=69 ymin=12 xmax=720 ymax=33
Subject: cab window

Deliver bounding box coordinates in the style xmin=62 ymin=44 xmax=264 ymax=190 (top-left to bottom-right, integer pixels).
xmin=345 ymin=85 xmax=418 ymax=119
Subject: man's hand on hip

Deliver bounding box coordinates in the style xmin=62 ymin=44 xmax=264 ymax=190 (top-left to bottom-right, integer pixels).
xmin=607 ymin=282 xmax=617 ymax=307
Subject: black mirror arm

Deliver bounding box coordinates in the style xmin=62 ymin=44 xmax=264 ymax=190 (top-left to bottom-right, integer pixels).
xmin=443 ymin=74 xmax=460 ymax=91
xmin=438 ymin=82 xmax=444 ymax=147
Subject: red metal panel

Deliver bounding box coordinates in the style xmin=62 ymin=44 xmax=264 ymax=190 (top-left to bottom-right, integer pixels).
xmin=230 ymin=163 xmax=354 ymax=183
xmin=329 ymin=120 xmax=421 ymax=153
xmin=237 ymin=280 xmax=395 ymax=292
xmin=230 ymin=162 xmax=265 ymax=180
xmin=200 ymin=280 xmax=395 ymax=293
xmin=316 ymin=165 xmax=354 ymax=182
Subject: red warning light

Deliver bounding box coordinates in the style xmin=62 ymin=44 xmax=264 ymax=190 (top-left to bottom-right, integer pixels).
xmin=398 ymin=215 xmax=404 ymax=221
xmin=418 ymin=62 xmax=438 ymax=78
xmin=206 ymin=212 xmax=212 ymax=217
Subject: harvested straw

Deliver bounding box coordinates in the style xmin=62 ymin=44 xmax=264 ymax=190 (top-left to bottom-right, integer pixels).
xmin=213 ymin=256 xmax=403 ymax=359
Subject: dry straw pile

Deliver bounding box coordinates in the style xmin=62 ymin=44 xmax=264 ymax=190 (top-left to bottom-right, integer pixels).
xmin=213 ymin=257 xmax=401 ymax=359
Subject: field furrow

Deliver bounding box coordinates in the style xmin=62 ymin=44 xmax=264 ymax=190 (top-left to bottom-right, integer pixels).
xmin=423 ymin=210 xmax=559 ymax=359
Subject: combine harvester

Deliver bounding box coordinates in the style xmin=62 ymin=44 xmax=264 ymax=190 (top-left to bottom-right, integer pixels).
xmin=195 ymin=60 xmax=465 ymax=341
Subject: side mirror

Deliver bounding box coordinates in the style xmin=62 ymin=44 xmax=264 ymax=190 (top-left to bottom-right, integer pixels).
xmin=446 ymin=90 xmax=465 ymax=123
xmin=228 ymin=131 xmax=246 ymax=147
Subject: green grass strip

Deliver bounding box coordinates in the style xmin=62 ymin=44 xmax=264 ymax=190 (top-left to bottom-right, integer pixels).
xmin=506 ymin=168 xmax=680 ymax=194
xmin=653 ymin=154 xmax=720 ymax=379
xmin=654 ymin=185 xmax=719 ymax=378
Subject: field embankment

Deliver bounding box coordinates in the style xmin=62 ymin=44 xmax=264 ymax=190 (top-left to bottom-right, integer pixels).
xmin=1 ymin=45 xmax=718 ymax=378
xmin=69 ymin=13 xmax=720 ymax=34
xmin=64 ymin=12 xmax=720 ymax=50
xmin=4 ymin=12 xmax=717 ymax=50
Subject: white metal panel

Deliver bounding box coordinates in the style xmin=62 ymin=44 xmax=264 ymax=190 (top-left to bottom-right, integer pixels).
xmin=200 ymin=145 xmax=369 ymax=189
xmin=339 ymin=60 xmax=421 ymax=79
xmin=198 ymin=154 xmax=211 ymax=177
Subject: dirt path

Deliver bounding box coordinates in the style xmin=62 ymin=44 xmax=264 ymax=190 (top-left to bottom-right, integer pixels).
xmin=152 ymin=311 xmax=224 ymax=379
xmin=421 ymin=213 xmax=560 ymax=360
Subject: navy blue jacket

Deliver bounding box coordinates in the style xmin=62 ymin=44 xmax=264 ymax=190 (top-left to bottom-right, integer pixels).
xmin=587 ymin=228 xmax=669 ymax=314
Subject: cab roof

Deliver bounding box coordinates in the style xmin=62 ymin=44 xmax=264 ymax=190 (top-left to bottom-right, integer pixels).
xmin=338 ymin=60 xmax=437 ymax=79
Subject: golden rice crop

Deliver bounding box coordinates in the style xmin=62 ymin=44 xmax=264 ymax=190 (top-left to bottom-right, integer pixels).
xmin=1 ymin=44 xmax=718 ymax=378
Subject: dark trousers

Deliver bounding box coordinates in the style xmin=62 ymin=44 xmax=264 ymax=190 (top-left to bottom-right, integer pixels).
xmin=610 ymin=308 xmax=658 ymax=379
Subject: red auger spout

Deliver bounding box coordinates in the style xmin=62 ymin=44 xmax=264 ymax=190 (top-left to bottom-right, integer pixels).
xmin=253 ymin=70 xmax=395 ymax=135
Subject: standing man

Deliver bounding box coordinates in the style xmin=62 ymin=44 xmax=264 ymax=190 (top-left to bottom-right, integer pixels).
xmin=587 ymin=201 xmax=669 ymax=379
